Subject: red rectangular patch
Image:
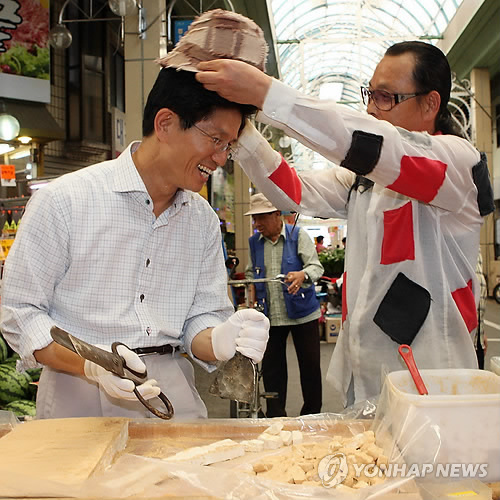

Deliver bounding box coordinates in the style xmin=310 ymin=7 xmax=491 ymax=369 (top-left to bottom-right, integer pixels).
xmin=451 ymin=279 xmax=478 ymax=333
xmin=268 ymin=156 xmax=302 ymax=205
xmin=380 ymin=201 xmax=415 ymax=265
xmin=387 ymin=156 xmax=447 ymax=203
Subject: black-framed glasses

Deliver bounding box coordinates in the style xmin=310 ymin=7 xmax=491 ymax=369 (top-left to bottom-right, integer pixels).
xmin=192 ymin=123 xmax=236 ymax=159
xmin=360 ymin=86 xmax=426 ymax=111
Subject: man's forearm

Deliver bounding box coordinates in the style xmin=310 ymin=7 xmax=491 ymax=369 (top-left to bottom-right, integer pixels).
xmin=34 ymin=342 xmax=85 ymax=375
xmin=191 ymin=328 xmax=216 ymax=362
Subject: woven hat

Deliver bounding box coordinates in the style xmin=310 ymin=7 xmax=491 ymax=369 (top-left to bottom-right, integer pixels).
xmin=157 ymin=9 xmax=268 ymax=73
xmin=244 ymin=193 xmax=279 ymax=216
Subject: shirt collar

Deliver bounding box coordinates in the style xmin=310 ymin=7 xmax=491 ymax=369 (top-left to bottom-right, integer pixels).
xmin=112 ymin=142 xmax=148 ymax=194
xmin=111 ymin=141 xmax=192 ymax=208
xmin=259 ymin=221 xmax=286 ymax=242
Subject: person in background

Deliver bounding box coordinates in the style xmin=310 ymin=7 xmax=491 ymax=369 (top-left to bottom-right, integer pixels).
xmin=244 ymin=193 xmax=324 ymax=417
xmin=0 ymin=10 xmax=270 ymax=419
xmin=474 ymin=252 xmax=488 ymax=369
xmin=341 ymin=237 xmax=346 ymax=249
xmin=196 ymin=40 xmax=495 ymax=406
xmin=315 ymin=235 xmax=326 ymax=253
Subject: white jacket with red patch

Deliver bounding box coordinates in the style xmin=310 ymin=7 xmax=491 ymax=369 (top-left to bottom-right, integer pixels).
xmin=236 ymin=79 xmax=493 ymax=405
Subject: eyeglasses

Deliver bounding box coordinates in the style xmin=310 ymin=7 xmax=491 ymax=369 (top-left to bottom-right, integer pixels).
xmin=192 ymin=123 xmax=236 ymax=160
xmin=360 ymin=87 xmax=426 ymax=111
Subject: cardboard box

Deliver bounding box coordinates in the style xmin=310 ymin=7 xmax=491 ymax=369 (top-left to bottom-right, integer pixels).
xmin=325 ymin=314 xmax=341 ymax=343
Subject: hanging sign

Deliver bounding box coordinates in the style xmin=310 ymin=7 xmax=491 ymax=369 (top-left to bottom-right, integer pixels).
xmin=111 ymin=107 xmax=126 ymax=158
xmin=1 ymin=164 xmax=16 ymax=187
xmin=0 ymin=0 xmax=50 ymax=103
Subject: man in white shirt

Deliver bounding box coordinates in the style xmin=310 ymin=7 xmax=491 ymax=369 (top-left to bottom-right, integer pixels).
xmin=195 ymin=41 xmax=494 ymax=405
xmin=0 ymin=11 xmax=271 ymax=419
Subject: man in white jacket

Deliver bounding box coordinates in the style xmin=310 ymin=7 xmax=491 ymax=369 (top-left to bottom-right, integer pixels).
xmin=195 ymin=41 xmax=494 ymax=405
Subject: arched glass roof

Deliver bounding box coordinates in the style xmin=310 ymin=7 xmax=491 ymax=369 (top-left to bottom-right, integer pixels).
xmin=268 ymin=0 xmax=465 ymax=170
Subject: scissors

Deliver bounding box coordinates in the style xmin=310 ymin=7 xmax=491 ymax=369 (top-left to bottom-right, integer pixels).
xmin=50 ymin=326 xmax=174 ymax=419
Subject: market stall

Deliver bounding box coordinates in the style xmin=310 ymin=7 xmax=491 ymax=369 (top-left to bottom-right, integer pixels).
xmin=0 ymin=412 xmax=499 ymax=499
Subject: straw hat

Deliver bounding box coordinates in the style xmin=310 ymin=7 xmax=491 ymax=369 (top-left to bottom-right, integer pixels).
xmin=244 ymin=193 xmax=279 ymax=216
xmin=156 ymin=9 xmax=268 ymax=73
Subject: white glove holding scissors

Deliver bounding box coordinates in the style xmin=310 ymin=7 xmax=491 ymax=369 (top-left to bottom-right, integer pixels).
xmin=211 ymin=309 xmax=270 ymax=363
xmin=83 ymin=344 xmax=161 ymax=401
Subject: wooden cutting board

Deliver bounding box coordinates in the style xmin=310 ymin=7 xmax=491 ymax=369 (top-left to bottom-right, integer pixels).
xmin=0 ymin=417 xmax=129 ymax=487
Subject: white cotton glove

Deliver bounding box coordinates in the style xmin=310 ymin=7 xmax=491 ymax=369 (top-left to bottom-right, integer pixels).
xmin=83 ymin=344 xmax=161 ymax=401
xmin=211 ymin=309 xmax=270 ymax=363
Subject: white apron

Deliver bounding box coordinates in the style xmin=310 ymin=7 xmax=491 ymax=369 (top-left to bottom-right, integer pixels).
xmin=36 ymin=352 xmax=207 ymax=420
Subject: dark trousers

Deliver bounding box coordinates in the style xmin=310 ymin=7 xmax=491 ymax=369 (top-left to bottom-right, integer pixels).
xmin=262 ymin=319 xmax=322 ymax=417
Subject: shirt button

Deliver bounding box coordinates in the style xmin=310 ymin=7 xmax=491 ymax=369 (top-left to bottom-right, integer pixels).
xmin=146 ymin=327 xmax=152 ymax=335
xmin=140 ymin=294 xmax=145 ymax=302
xmin=145 ymin=199 xmax=151 ymax=205
xmin=146 ymin=259 xmax=150 ymax=267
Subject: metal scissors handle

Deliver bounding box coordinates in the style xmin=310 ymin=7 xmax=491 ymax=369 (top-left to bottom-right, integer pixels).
xmin=111 ymin=342 xmax=174 ymax=419
xmin=50 ymin=327 xmax=174 ymax=419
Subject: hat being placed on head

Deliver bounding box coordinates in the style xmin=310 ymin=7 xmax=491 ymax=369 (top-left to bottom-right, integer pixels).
xmin=244 ymin=193 xmax=279 ymax=216
xmin=156 ymin=9 xmax=268 ymax=73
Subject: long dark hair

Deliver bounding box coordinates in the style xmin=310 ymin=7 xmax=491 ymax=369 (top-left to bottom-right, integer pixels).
xmin=385 ymin=41 xmax=462 ymax=137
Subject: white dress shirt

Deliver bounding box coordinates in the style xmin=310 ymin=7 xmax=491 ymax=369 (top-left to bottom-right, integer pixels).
xmin=1 ymin=142 xmax=233 ymax=372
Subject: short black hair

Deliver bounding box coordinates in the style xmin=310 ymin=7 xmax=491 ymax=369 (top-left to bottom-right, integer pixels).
xmin=385 ymin=41 xmax=462 ymax=137
xmin=317 ymin=235 xmax=324 ymax=243
xmin=142 ymin=67 xmax=257 ymax=137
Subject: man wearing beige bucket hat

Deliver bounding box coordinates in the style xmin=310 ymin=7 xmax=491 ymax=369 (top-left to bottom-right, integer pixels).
xmin=243 ymin=193 xmax=324 ymax=417
xmin=1 ymin=9 xmax=271 ymax=420
xmin=194 ymin=38 xmax=494 ymax=408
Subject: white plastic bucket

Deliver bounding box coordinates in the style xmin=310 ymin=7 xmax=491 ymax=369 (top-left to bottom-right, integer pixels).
xmin=384 ymin=369 xmax=500 ymax=482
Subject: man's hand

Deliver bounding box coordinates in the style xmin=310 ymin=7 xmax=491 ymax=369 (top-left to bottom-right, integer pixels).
xmin=196 ymin=59 xmax=272 ymax=109
xmin=285 ymin=271 xmax=306 ymax=295
xmin=84 ymin=344 xmax=160 ymax=401
xmin=211 ymin=309 xmax=270 ymax=363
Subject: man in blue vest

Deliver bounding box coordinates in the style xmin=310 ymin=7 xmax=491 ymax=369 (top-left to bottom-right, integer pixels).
xmin=244 ymin=193 xmax=324 ymax=417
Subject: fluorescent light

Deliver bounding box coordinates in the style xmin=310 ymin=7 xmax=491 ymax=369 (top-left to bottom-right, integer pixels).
xmin=10 ymin=150 xmax=30 ymax=159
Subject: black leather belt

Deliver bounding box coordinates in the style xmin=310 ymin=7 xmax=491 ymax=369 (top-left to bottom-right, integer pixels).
xmin=132 ymin=345 xmax=179 ymax=355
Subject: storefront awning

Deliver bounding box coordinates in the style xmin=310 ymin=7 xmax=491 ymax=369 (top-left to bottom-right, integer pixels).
xmin=3 ymin=99 xmax=64 ymax=143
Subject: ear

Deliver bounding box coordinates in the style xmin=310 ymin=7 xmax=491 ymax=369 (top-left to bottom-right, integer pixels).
xmin=154 ymin=108 xmax=177 ymax=140
xmin=423 ymin=90 xmax=441 ymax=120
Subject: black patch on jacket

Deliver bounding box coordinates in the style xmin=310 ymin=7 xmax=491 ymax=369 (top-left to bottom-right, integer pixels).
xmin=341 ymin=130 xmax=383 ymax=175
xmin=472 ymin=152 xmax=494 ymax=216
xmin=373 ymin=272 xmax=431 ymax=345
xmin=346 ymin=175 xmax=374 ymax=205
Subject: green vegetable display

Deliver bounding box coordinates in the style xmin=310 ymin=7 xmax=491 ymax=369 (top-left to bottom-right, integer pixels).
xmin=0 ymin=44 xmax=49 ymax=79
xmin=318 ymin=247 xmax=345 ymax=278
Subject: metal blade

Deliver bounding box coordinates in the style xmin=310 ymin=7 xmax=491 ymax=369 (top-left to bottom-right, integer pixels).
xmin=209 ymin=352 xmax=256 ymax=403
xmin=50 ymin=326 xmax=122 ymax=376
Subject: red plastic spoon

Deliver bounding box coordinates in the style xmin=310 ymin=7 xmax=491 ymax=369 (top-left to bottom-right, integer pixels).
xmin=398 ymin=344 xmax=429 ymax=395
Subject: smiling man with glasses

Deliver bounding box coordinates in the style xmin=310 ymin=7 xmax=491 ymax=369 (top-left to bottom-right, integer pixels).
xmin=197 ymin=40 xmax=494 ymax=407
xmin=0 ymin=10 xmax=272 ymax=421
